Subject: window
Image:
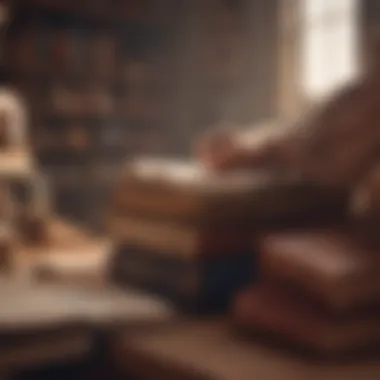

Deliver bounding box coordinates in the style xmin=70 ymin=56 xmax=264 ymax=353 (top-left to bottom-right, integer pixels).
xmin=300 ymin=0 xmax=360 ymax=101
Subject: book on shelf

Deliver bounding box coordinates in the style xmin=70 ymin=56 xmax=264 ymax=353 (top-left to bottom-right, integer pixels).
xmin=124 ymin=62 xmax=154 ymax=86
xmin=88 ymin=86 xmax=114 ymax=116
xmin=35 ymin=24 xmax=53 ymax=72
xmin=0 ymin=2 xmax=9 ymax=28
xmin=93 ymin=34 xmax=116 ymax=80
xmin=117 ymin=0 xmax=147 ymax=20
xmin=50 ymin=84 xmax=113 ymax=117
xmin=51 ymin=85 xmax=79 ymax=115
xmin=52 ymin=29 xmax=70 ymax=74
xmin=65 ymin=125 xmax=90 ymax=151
xmin=12 ymin=30 xmax=38 ymax=74
xmin=100 ymin=122 xmax=126 ymax=147
xmin=66 ymin=29 xmax=89 ymax=75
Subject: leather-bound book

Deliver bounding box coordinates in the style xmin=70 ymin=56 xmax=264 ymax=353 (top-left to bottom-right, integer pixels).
xmin=66 ymin=125 xmax=90 ymax=151
xmin=260 ymin=230 xmax=380 ymax=312
xmin=94 ymin=35 xmax=116 ymax=80
xmin=233 ymin=283 xmax=380 ymax=356
xmin=119 ymin=0 xmax=145 ymax=20
xmin=349 ymin=163 xmax=380 ymax=248
xmin=111 ymin=158 xmax=344 ymax=225
xmin=13 ymin=29 xmax=37 ymax=73
xmin=108 ymin=244 xmax=255 ymax=314
xmin=108 ymin=214 xmax=255 ymax=259
xmin=52 ymin=29 xmax=69 ymax=74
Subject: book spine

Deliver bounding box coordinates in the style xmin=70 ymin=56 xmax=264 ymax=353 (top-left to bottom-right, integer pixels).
xmin=37 ymin=24 xmax=52 ymax=72
xmin=111 ymin=246 xmax=199 ymax=311
xmin=111 ymin=185 xmax=202 ymax=222
xmin=13 ymin=30 xmax=37 ymax=74
xmin=108 ymin=215 xmax=256 ymax=258
xmin=94 ymin=35 xmax=116 ymax=80
xmin=65 ymin=124 xmax=90 ymax=152
xmin=110 ymin=245 xmax=255 ymax=313
xmin=67 ymin=29 xmax=85 ymax=75
xmin=52 ymin=29 xmax=70 ymax=74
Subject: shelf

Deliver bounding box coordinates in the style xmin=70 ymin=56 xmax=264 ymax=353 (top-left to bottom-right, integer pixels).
xmin=17 ymin=0 xmax=166 ymax=29
xmin=5 ymin=0 xmax=257 ymax=228
xmin=9 ymin=67 xmax=122 ymax=87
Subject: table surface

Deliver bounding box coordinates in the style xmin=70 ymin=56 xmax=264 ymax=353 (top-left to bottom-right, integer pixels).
xmin=12 ymin=218 xmax=112 ymax=282
xmin=0 ymin=277 xmax=174 ymax=374
xmin=0 ymin=216 xmax=175 ymax=374
xmin=0 ymin=218 xmax=175 ymax=334
xmin=0 ymin=279 xmax=174 ymax=333
xmin=113 ymin=320 xmax=380 ymax=380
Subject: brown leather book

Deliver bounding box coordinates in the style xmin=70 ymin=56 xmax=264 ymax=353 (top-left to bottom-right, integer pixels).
xmin=349 ymin=164 xmax=380 ymax=248
xmin=65 ymin=125 xmax=90 ymax=151
xmin=52 ymin=30 xmax=69 ymax=74
xmin=260 ymin=230 xmax=380 ymax=311
xmin=93 ymin=35 xmax=116 ymax=80
xmin=111 ymin=158 xmax=342 ymax=225
xmin=108 ymin=244 xmax=254 ymax=314
xmin=108 ymin=214 xmax=255 ymax=259
xmin=233 ymin=283 xmax=380 ymax=356
xmin=13 ymin=31 xmax=37 ymax=73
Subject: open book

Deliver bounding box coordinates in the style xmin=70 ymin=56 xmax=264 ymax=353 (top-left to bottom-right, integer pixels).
xmin=110 ymin=157 xmax=344 ymax=225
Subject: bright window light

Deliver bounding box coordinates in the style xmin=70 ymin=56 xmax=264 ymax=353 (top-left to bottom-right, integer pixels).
xmin=301 ymin=0 xmax=360 ymax=100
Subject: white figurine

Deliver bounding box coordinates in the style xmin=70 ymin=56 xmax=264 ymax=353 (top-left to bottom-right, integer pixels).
xmin=0 ymin=88 xmax=27 ymax=147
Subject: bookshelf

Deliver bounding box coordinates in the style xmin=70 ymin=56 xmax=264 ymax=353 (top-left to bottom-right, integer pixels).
xmin=5 ymin=0 xmax=280 ymax=231
xmin=6 ymin=0 xmax=180 ymax=230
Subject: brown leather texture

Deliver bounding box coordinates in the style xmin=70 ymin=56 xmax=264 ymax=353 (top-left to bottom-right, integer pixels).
xmin=233 ymin=284 xmax=380 ymax=355
xmin=259 ymin=229 xmax=380 ymax=311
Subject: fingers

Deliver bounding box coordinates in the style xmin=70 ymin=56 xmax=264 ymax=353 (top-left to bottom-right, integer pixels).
xmin=195 ymin=124 xmax=293 ymax=172
xmin=196 ymin=136 xmax=278 ymax=172
xmin=194 ymin=130 xmax=237 ymax=169
xmin=209 ymin=146 xmax=269 ymax=171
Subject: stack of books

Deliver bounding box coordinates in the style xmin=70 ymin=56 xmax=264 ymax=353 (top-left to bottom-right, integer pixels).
xmin=108 ymin=158 xmax=342 ymax=313
xmin=233 ymin=229 xmax=380 ymax=356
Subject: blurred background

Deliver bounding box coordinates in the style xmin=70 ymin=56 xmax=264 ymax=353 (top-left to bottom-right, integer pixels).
xmin=0 ymin=1 xmax=379 ymax=379
xmin=1 ymin=0 xmax=373 ymax=230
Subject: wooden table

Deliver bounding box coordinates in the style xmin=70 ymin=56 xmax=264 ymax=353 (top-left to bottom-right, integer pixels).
xmin=12 ymin=218 xmax=113 ymax=284
xmin=0 ymin=278 xmax=174 ymax=379
xmin=112 ymin=320 xmax=380 ymax=380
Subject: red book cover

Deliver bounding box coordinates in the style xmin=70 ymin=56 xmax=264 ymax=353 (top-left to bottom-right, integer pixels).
xmin=259 ymin=229 xmax=380 ymax=311
xmin=233 ymin=283 xmax=380 ymax=355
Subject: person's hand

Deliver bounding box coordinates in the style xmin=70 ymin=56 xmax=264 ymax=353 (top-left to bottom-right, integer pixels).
xmin=195 ymin=121 xmax=294 ymax=172
xmin=195 ymin=80 xmax=380 ymax=191
xmin=195 ymin=130 xmax=260 ymax=171
xmin=195 ymin=128 xmax=237 ymax=170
